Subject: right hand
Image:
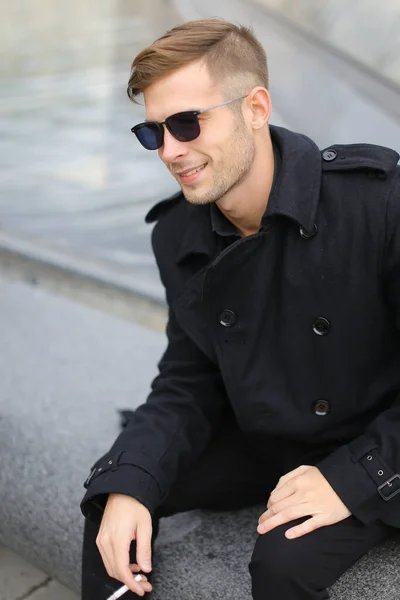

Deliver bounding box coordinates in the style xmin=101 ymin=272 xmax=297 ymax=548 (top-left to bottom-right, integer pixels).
xmin=96 ymin=493 xmax=154 ymax=597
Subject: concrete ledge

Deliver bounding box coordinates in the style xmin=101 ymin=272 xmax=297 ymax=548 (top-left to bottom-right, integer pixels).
xmin=152 ymin=507 xmax=400 ymax=600
xmin=0 ymin=279 xmax=166 ymax=592
xmin=0 ymin=230 xmax=167 ymax=332
xmin=0 ymin=545 xmax=78 ymax=600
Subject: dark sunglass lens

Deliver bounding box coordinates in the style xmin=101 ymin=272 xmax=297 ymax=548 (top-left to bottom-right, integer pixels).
xmin=134 ymin=123 xmax=163 ymax=150
xmin=167 ymin=113 xmax=200 ymax=142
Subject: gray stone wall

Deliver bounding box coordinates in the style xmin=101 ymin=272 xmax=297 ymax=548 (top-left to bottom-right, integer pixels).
xmin=255 ymin=0 xmax=400 ymax=85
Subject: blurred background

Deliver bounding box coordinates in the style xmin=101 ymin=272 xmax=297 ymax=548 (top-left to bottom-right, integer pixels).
xmin=2 ymin=0 xmax=400 ymax=304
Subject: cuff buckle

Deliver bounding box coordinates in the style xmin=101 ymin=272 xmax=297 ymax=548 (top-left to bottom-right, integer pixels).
xmin=377 ymin=474 xmax=400 ymax=501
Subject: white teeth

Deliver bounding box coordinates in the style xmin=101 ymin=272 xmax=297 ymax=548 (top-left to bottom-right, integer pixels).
xmin=181 ymin=164 xmax=205 ymax=177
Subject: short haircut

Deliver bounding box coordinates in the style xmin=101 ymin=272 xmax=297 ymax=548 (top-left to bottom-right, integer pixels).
xmin=127 ymin=18 xmax=269 ymax=104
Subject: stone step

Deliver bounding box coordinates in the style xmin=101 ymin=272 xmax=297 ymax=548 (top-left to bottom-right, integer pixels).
xmin=0 ymin=545 xmax=78 ymax=600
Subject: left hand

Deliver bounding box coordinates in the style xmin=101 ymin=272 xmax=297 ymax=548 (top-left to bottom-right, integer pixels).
xmin=257 ymin=465 xmax=351 ymax=539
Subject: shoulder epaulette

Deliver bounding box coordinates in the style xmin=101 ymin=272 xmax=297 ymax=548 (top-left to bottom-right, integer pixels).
xmin=320 ymin=144 xmax=399 ymax=179
xmin=145 ymin=191 xmax=184 ymax=224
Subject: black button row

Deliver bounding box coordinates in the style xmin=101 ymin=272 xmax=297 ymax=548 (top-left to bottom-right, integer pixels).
xmin=217 ymin=312 xmax=332 ymax=417
xmin=218 ymin=312 xmax=331 ymax=337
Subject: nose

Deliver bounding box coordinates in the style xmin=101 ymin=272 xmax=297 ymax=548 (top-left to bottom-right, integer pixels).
xmin=158 ymin=126 xmax=188 ymax=163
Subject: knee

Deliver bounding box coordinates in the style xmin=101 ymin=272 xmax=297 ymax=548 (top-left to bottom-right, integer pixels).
xmin=249 ymin=521 xmax=317 ymax=590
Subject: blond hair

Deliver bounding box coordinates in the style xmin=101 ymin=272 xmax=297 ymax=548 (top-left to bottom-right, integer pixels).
xmin=127 ymin=18 xmax=269 ymax=103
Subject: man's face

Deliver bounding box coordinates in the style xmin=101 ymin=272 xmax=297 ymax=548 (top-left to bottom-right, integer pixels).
xmin=143 ymin=60 xmax=255 ymax=205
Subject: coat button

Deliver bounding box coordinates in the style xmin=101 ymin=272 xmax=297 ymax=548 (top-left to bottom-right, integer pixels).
xmin=322 ymin=149 xmax=337 ymax=161
xmin=299 ymin=224 xmax=318 ymax=239
xmin=313 ymin=317 xmax=331 ymax=336
xmin=313 ymin=400 xmax=330 ymax=416
xmin=218 ymin=309 xmax=237 ymax=327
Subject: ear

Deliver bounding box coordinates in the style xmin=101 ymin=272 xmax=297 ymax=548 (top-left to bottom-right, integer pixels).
xmin=246 ymin=87 xmax=272 ymax=131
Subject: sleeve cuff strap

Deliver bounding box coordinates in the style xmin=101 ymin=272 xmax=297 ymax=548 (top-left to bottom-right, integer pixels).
xmin=80 ymin=464 xmax=164 ymax=521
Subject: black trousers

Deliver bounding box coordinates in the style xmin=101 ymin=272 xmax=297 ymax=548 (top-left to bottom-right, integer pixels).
xmin=82 ymin=412 xmax=393 ymax=599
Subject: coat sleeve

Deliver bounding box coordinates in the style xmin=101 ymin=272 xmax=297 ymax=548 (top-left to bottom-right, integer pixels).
xmin=81 ymin=307 xmax=228 ymax=522
xmin=317 ymin=170 xmax=400 ymax=526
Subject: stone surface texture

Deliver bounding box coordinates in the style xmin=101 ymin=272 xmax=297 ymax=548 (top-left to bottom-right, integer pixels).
xmin=0 ymin=279 xmax=164 ymax=592
xmin=0 ymin=545 xmax=78 ymax=600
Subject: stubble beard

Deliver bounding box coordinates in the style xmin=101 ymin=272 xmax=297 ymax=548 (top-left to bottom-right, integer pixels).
xmin=182 ymin=124 xmax=256 ymax=206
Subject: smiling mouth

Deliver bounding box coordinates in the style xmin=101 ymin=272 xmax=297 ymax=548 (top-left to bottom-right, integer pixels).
xmin=178 ymin=163 xmax=207 ymax=177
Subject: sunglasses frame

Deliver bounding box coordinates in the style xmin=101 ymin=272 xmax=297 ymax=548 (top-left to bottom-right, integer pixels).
xmin=131 ymin=94 xmax=248 ymax=150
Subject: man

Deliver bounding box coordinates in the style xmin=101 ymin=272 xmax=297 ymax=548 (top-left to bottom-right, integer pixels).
xmin=80 ymin=18 xmax=400 ymax=600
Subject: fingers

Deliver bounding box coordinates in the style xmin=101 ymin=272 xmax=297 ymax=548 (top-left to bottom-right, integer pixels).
xmin=131 ymin=574 xmax=153 ymax=596
xmin=267 ymin=481 xmax=296 ymax=508
xmin=118 ymin=571 xmax=152 ymax=597
xmin=259 ymin=465 xmax=350 ymax=540
xmin=99 ymin=535 xmax=151 ymax=596
xmin=260 ymin=494 xmax=303 ymax=524
xmin=257 ymin=504 xmax=313 ymax=535
xmin=95 ymin=495 xmax=154 ymax=596
xmin=285 ymin=515 xmax=326 ymax=539
xmin=271 ymin=465 xmax=310 ymax=493
xmin=136 ymin=517 xmax=153 ymax=573
xmin=129 ymin=569 xmax=153 ymax=596
xmin=266 ymin=466 xmax=314 ymax=508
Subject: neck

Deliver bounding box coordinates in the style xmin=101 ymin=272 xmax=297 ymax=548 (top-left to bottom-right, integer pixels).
xmin=216 ymin=134 xmax=275 ymax=237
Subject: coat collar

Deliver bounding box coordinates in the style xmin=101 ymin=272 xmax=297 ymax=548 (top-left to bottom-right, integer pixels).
xmin=264 ymin=125 xmax=321 ymax=232
xmin=176 ymin=125 xmax=321 ymax=263
xmin=176 ymin=202 xmax=218 ymax=264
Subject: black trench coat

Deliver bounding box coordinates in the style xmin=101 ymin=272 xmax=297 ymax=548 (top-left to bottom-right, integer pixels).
xmin=81 ymin=126 xmax=400 ymax=529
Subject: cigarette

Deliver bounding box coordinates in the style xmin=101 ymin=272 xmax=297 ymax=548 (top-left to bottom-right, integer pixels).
xmin=106 ymin=576 xmax=142 ymax=600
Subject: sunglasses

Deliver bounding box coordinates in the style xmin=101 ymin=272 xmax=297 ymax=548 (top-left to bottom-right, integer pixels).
xmin=131 ymin=95 xmax=248 ymax=150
